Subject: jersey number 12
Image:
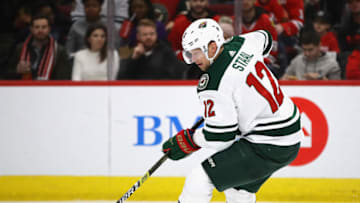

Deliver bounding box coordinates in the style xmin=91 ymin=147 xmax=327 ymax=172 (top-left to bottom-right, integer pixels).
xmin=246 ymin=61 xmax=284 ymax=113
xmin=204 ymin=99 xmax=215 ymax=118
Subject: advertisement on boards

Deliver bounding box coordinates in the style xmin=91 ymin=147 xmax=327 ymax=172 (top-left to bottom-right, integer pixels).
xmin=0 ymin=84 xmax=359 ymax=178
xmin=110 ymin=85 xmax=360 ymax=178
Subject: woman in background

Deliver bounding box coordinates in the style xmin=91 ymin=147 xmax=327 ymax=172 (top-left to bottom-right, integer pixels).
xmin=72 ymin=23 xmax=119 ymax=80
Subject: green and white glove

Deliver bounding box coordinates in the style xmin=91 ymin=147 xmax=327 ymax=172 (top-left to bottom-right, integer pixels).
xmin=162 ymin=129 xmax=201 ymax=160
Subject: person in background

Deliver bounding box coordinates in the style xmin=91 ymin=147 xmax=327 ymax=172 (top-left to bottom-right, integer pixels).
xmin=118 ymin=0 xmax=167 ymax=58
xmin=256 ymin=0 xmax=289 ymax=23
xmin=118 ymin=19 xmax=187 ymax=79
xmin=0 ymin=3 xmax=31 ymax=78
xmin=281 ymin=30 xmax=341 ymax=80
xmin=312 ymin=10 xmax=340 ymax=53
xmin=66 ymin=0 xmax=105 ymax=55
xmin=167 ymin=0 xmax=220 ymax=59
xmin=56 ymin=0 xmax=77 ymax=19
xmin=71 ymin=0 xmax=128 ymax=30
xmin=304 ymin=0 xmax=327 ymax=29
xmin=306 ymin=0 xmax=346 ymax=26
xmin=218 ymin=16 xmax=235 ymax=40
xmin=72 ymin=23 xmax=119 ymax=80
xmin=274 ymin=0 xmax=304 ymax=37
xmin=240 ymin=0 xmax=279 ymax=76
xmin=345 ymin=48 xmax=360 ymax=79
xmin=337 ymin=0 xmax=360 ymax=52
xmin=6 ymin=14 xmax=71 ymax=80
xmin=33 ymin=1 xmax=72 ymax=45
xmin=335 ymin=0 xmax=360 ymax=79
xmin=12 ymin=4 xmax=33 ymax=45
xmin=264 ymin=0 xmax=304 ymax=79
xmin=151 ymin=0 xmax=182 ymax=24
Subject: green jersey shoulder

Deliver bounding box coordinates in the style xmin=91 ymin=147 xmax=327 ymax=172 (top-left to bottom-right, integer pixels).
xmin=197 ymin=36 xmax=245 ymax=92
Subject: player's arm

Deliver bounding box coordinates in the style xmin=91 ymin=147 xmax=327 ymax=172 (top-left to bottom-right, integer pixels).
xmin=243 ymin=30 xmax=273 ymax=57
xmin=162 ymin=92 xmax=239 ymax=160
xmin=193 ymin=92 xmax=240 ymax=151
xmin=260 ymin=16 xmax=278 ymax=65
xmin=193 ymin=123 xmax=239 ymax=151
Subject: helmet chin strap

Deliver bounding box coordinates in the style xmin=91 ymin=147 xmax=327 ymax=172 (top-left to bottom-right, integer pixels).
xmin=206 ymin=46 xmax=220 ymax=65
xmin=208 ymin=55 xmax=215 ymax=65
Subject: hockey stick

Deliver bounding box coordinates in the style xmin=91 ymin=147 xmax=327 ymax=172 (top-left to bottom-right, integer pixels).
xmin=116 ymin=117 xmax=204 ymax=203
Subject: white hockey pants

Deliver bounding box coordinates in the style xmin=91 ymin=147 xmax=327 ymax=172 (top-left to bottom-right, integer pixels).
xmin=178 ymin=165 xmax=256 ymax=203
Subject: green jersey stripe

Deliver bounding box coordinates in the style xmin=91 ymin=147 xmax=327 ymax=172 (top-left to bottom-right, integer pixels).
xmin=203 ymin=129 xmax=240 ymax=141
xmin=205 ymin=123 xmax=238 ymax=129
xmin=257 ymin=30 xmax=272 ymax=56
xmin=247 ymin=117 xmax=301 ymax=137
xmin=256 ymin=104 xmax=298 ymax=127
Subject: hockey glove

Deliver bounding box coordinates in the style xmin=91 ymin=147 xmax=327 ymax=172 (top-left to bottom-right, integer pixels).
xmin=162 ymin=129 xmax=200 ymax=160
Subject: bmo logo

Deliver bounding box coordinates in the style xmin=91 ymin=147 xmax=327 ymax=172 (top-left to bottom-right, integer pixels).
xmin=290 ymin=97 xmax=329 ymax=166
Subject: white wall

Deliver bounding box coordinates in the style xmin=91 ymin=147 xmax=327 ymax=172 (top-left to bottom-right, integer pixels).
xmin=0 ymin=84 xmax=359 ymax=178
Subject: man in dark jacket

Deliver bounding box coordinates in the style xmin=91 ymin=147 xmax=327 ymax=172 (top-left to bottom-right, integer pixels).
xmin=6 ymin=14 xmax=71 ymax=80
xmin=118 ymin=19 xmax=188 ymax=79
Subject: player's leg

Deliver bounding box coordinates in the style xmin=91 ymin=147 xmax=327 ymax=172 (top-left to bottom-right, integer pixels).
xmin=178 ymin=165 xmax=214 ymax=203
xmin=224 ymin=188 xmax=256 ymax=203
xmin=202 ymin=139 xmax=300 ymax=192
xmin=224 ymin=174 xmax=271 ymax=203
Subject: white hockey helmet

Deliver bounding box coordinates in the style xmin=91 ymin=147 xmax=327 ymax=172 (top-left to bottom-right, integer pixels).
xmin=182 ymin=18 xmax=225 ymax=64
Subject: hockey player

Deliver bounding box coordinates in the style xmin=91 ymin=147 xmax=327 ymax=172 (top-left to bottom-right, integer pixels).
xmin=162 ymin=18 xmax=303 ymax=203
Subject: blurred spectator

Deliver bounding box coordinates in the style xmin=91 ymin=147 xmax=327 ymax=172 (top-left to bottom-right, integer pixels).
xmin=119 ymin=0 xmax=167 ymax=48
xmin=281 ymin=30 xmax=341 ymax=80
xmin=337 ymin=0 xmax=360 ymax=52
xmin=266 ymin=0 xmax=304 ymax=78
xmin=274 ymin=0 xmax=304 ymax=37
xmin=6 ymin=15 xmax=71 ymax=80
xmin=33 ymin=1 xmax=72 ymax=45
xmin=304 ymin=0 xmax=321 ymax=27
xmin=303 ymin=0 xmax=346 ymax=29
xmin=345 ymin=49 xmax=360 ymax=79
xmin=218 ymin=16 xmax=235 ymax=40
xmin=72 ymin=23 xmax=119 ymax=80
xmin=256 ymin=0 xmax=289 ymax=23
xmin=319 ymin=0 xmax=346 ymax=26
xmin=71 ymin=0 xmax=128 ymax=30
xmin=66 ymin=0 xmax=109 ymax=55
xmin=9 ymin=1 xmax=73 ymax=45
xmin=118 ymin=19 xmax=187 ymax=79
xmin=312 ymin=10 xmax=340 ymax=53
xmin=56 ymin=0 xmax=77 ymax=19
xmin=241 ymin=0 xmax=279 ymax=76
xmin=151 ymin=0 xmax=182 ymax=24
xmin=0 ymin=3 xmax=31 ymax=78
xmin=163 ymin=0 xmax=190 ymax=32
xmin=167 ymin=0 xmax=220 ymax=59
xmin=0 ymin=0 xmax=22 ymax=34
xmin=12 ymin=4 xmax=33 ymax=45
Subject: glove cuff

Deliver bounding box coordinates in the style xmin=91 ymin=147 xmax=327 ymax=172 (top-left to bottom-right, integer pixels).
xmin=176 ymin=129 xmax=200 ymax=154
xmin=185 ymin=129 xmax=200 ymax=149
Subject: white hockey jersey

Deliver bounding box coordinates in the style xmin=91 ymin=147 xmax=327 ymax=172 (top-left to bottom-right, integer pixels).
xmin=194 ymin=30 xmax=303 ymax=149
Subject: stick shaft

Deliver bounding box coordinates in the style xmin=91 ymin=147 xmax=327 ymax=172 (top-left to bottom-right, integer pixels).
xmin=116 ymin=117 xmax=204 ymax=203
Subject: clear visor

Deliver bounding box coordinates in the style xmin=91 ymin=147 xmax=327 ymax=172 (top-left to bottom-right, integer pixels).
xmin=182 ymin=49 xmax=205 ymax=64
